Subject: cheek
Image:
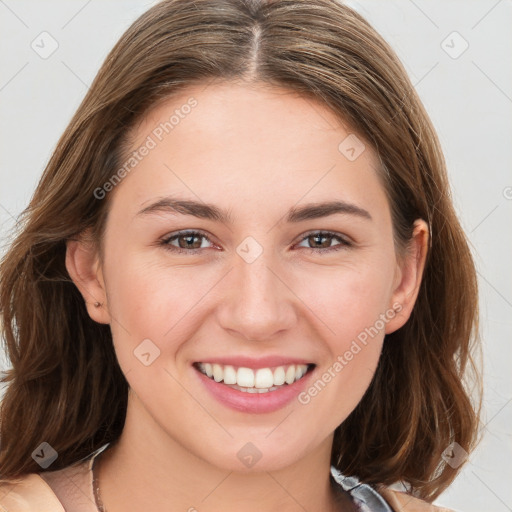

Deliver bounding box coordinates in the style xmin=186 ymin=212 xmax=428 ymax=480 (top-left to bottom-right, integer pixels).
xmin=103 ymin=251 xmax=221 ymax=364
xmin=293 ymin=257 xmax=395 ymax=414
xmin=295 ymin=273 xmax=390 ymax=428
xmin=299 ymin=258 xmax=396 ymax=347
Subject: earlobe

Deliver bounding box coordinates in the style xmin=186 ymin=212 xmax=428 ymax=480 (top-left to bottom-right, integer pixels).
xmin=65 ymin=234 xmax=110 ymax=324
xmin=385 ymin=219 xmax=429 ymax=334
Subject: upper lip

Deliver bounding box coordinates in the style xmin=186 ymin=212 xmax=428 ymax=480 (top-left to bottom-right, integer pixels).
xmin=193 ymin=356 xmax=315 ymax=369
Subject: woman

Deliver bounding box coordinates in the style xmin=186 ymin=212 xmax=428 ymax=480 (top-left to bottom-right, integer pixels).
xmin=0 ymin=1 xmax=481 ymax=511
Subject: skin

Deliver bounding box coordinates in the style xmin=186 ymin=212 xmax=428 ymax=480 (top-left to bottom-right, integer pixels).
xmin=66 ymin=80 xmax=428 ymax=512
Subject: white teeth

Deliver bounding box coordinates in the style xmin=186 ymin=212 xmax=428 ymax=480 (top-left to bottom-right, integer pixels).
xmin=197 ymin=362 xmax=310 ymax=389
xmin=285 ymin=365 xmax=296 ymax=384
xmin=254 ymin=368 xmax=274 ymax=388
xmin=237 ymin=367 xmax=255 ymax=387
xmin=212 ymin=363 xmax=223 ymax=382
xmin=224 ymin=383 xmax=280 ymax=393
xmin=223 ymin=365 xmax=237 ymax=385
xmin=273 ymin=366 xmax=286 ymax=385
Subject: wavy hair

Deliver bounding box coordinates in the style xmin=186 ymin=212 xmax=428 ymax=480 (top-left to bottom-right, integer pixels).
xmin=0 ymin=0 xmax=481 ymax=501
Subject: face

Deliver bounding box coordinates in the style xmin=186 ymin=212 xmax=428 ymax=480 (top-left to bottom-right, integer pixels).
xmin=68 ymin=80 xmax=426 ymax=473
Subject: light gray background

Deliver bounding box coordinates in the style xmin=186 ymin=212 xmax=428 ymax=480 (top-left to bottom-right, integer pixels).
xmin=0 ymin=1 xmax=511 ymax=510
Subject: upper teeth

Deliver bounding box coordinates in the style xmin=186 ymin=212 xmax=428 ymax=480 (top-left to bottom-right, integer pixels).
xmin=197 ymin=363 xmax=309 ymax=388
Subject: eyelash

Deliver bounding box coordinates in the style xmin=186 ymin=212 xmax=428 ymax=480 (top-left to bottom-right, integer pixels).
xmin=159 ymin=230 xmax=352 ymax=255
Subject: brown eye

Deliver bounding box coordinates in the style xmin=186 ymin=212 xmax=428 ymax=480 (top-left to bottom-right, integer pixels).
xmin=297 ymin=231 xmax=352 ymax=253
xmin=161 ymin=230 xmax=213 ymax=253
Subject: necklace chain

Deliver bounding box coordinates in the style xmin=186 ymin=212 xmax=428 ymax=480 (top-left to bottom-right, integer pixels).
xmin=92 ymin=450 xmax=107 ymax=512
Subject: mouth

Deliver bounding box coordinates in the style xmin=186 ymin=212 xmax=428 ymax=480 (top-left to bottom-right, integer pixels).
xmin=193 ymin=362 xmax=316 ymax=394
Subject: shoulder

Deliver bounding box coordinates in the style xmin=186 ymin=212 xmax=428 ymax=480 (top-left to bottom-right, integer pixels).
xmin=0 ymin=473 xmax=65 ymax=512
xmin=377 ymin=486 xmax=456 ymax=512
xmin=0 ymin=451 xmax=98 ymax=512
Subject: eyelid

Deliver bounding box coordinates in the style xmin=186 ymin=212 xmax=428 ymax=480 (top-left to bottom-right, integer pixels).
xmin=294 ymin=230 xmax=353 ymax=254
xmin=160 ymin=229 xmax=353 ymax=254
xmin=160 ymin=229 xmax=217 ymax=253
xmin=296 ymin=229 xmax=354 ymax=246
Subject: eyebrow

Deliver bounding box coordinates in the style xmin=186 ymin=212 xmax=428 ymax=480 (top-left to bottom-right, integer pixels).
xmin=136 ymin=197 xmax=372 ymax=223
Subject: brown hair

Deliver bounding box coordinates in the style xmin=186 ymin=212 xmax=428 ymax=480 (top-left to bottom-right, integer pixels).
xmin=0 ymin=0 xmax=481 ymax=501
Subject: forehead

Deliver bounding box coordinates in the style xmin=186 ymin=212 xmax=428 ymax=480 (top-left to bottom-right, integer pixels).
xmin=110 ymin=81 xmax=387 ymax=222
xmin=136 ymin=80 xmax=357 ymax=152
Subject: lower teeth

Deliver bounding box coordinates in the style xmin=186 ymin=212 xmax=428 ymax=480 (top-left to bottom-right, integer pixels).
xmin=223 ymin=382 xmax=282 ymax=393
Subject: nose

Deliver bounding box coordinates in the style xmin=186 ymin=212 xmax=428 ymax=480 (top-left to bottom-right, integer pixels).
xmin=216 ymin=249 xmax=298 ymax=342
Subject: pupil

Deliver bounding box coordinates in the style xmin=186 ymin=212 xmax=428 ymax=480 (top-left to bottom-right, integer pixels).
xmin=312 ymin=234 xmax=328 ymax=248
xmin=181 ymin=235 xmax=199 ymax=249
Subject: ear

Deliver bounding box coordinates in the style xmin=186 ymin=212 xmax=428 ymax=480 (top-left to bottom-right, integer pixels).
xmin=65 ymin=230 xmax=110 ymax=324
xmin=385 ymin=219 xmax=429 ymax=334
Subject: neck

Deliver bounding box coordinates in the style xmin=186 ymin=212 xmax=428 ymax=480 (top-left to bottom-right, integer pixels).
xmin=96 ymin=392 xmax=354 ymax=512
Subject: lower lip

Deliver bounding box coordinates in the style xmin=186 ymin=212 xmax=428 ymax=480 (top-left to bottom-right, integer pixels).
xmin=194 ymin=366 xmax=314 ymax=413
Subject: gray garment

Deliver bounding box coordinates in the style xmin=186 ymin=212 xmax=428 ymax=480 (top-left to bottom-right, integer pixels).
xmin=330 ymin=466 xmax=394 ymax=512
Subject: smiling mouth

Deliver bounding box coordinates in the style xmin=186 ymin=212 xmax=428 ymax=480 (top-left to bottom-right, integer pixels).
xmin=194 ymin=362 xmax=316 ymax=393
